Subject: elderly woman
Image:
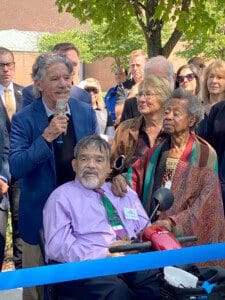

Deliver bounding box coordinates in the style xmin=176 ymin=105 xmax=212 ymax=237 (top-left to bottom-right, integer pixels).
xmin=175 ymin=64 xmax=201 ymax=98
xmin=129 ymin=88 xmax=225 ymax=247
xmin=111 ymin=75 xmax=172 ymax=175
xmin=82 ymin=77 xmax=115 ymax=142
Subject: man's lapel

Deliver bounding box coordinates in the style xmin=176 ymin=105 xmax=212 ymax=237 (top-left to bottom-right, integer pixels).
xmin=68 ymin=98 xmax=83 ymax=141
xmin=33 ymin=99 xmax=49 ymax=134
xmin=13 ymin=83 xmax=23 ymax=112
xmin=33 ymin=99 xmax=56 ymax=172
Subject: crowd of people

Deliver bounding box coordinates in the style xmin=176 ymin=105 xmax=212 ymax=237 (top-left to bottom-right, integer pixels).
xmin=0 ymin=42 xmax=225 ymax=300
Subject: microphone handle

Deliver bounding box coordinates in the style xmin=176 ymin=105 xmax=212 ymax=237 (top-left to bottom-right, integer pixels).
xmin=56 ymin=133 xmax=64 ymax=144
xmin=56 ymin=112 xmax=65 ymax=144
xmin=56 ymin=102 xmax=66 ymax=144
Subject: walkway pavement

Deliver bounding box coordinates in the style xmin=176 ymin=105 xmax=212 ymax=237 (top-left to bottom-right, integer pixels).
xmin=0 ymin=288 xmax=22 ymax=300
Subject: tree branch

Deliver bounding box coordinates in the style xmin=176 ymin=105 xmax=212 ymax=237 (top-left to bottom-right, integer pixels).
xmin=127 ymin=0 xmax=146 ymax=11
xmin=126 ymin=0 xmax=148 ymax=39
xmin=163 ymin=0 xmax=191 ymax=57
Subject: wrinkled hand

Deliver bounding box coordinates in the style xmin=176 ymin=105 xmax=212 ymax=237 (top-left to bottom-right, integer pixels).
xmin=42 ymin=115 xmax=69 ymax=143
xmin=107 ymin=240 xmax=131 ymax=257
xmin=0 ymin=179 xmax=9 ymax=196
xmin=111 ymin=175 xmax=127 ymax=197
xmin=152 ymin=219 xmax=172 ymax=231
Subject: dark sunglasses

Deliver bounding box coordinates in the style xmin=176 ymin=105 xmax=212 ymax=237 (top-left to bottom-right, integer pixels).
xmin=84 ymin=87 xmax=99 ymax=94
xmin=177 ymin=73 xmax=195 ymax=84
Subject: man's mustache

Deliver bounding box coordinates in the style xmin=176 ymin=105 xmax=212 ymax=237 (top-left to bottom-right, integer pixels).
xmin=82 ymin=169 xmax=98 ymax=176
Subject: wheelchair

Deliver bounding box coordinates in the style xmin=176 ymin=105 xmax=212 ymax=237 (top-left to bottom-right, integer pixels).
xmin=39 ymin=228 xmax=76 ymax=300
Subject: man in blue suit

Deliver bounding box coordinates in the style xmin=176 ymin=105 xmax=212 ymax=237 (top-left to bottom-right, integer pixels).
xmin=9 ymin=52 xmax=99 ymax=300
xmin=22 ymin=42 xmax=91 ymax=107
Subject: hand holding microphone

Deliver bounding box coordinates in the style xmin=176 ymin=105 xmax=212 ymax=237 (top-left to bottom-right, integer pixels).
xmin=42 ymin=99 xmax=68 ymax=143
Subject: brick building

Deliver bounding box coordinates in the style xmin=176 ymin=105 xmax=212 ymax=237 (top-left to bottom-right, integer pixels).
xmin=0 ymin=0 xmax=115 ymax=90
xmin=0 ymin=0 xmax=185 ymax=91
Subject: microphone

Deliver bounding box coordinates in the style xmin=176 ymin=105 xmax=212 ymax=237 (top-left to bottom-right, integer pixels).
xmin=56 ymin=99 xmax=67 ymax=144
xmin=56 ymin=99 xmax=66 ymax=115
xmin=149 ymin=187 xmax=174 ymax=222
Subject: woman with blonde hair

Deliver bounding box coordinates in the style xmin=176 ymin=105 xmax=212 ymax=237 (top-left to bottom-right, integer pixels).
xmin=82 ymin=78 xmax=115 ymax=142
xmin=197 ymin=59 xmax=225 ymax=136
xmin=202 ymin=59 xmax=225 ymax=108
xmin=111 ymin=75 xmax=172 ymax=174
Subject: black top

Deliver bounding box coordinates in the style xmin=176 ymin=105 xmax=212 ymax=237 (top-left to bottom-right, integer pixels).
xmin=203 ymin=100 xmax=225 ymax=182
xmin=116 ymin=78 xmax=135 ymax=105
xmin=120 ymin=97 xmax=140 ymax=123
xmin=52 ymin=115 xmax=76 ymax=186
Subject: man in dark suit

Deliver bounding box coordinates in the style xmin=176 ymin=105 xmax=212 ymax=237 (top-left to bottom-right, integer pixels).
xmin=0 ymin=47 xmax=23 ymax=270
xmin=9 ymin=52 xmax=99 ymax=300
xmin=22 ymin=42 xmax=91 ymax=107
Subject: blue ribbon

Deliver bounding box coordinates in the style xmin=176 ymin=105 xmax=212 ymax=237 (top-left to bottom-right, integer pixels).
xmin=0 ymin=242 xmax=225 ymax=291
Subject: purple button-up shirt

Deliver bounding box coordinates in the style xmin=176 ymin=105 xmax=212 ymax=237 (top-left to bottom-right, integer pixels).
xmin=43 ymin=179 xmax=149 ymax=262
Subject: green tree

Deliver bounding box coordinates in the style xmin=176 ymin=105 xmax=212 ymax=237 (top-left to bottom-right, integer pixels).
xmin=55 ymin=0 xmax=225 ymax=58
xmin=178 ymin=2 xmax=225 ymax=60
xmin=87 ymin=20 xmax=146 ymax=67
xmin=38 ymin=29 xmax=93 ymax=62
xmin=38 ymin=22 xmax=146 ymax=68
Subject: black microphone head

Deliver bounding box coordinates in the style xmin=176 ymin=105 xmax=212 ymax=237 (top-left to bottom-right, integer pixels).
xmin=152 ymin=187 xmax=174 ymax=211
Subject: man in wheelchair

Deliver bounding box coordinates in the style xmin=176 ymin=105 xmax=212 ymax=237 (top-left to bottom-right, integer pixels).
xmin=43 ymin=135 xmax=161 ymax=300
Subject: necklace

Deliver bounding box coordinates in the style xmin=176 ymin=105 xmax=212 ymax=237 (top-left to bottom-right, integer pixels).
xmin=161 ymin=157 xmax=179 ymax=189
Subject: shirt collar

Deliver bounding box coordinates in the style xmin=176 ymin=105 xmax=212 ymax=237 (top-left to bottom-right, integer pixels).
xmin=0 ymin=82 xmax=14 ymax=94
xmin=42 ymin=99 xmax=71 ymax=118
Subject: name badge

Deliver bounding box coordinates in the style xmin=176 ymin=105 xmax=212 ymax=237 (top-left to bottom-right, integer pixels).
xmin=124 ymin=207 xmax=139 ymax=220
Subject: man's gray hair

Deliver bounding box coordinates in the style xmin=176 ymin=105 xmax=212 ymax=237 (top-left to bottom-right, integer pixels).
xmin=74 ymin=135 xmax=111 ymax=161
xmin=144 ymin=55 xmax=174 ymax=90
xmin=166 ymin=87 xmax=204 ymax=130
xmin=32 ymin=52 xmax=73 ymax=98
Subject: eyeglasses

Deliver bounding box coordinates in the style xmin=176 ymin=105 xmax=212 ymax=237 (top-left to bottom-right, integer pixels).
xmin=84 ymin=87 xmax=99 ymax=94
xmin=176 ymin=73 xmax=195 ymax=84
xmin=0 ymin=62 xmax=15 ymax=69
xmin=136 ymin=92 xmax=159 ymax=99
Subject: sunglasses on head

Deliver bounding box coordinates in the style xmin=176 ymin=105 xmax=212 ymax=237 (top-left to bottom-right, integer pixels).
xmin=177 ymin=73 xmax=195 ymax=84
xmin=84 ymin=87 xmax=99 ymax=94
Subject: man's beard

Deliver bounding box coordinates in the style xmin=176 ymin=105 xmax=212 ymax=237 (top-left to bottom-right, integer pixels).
xmin=80 ymin=169 xmax=100 ymax=189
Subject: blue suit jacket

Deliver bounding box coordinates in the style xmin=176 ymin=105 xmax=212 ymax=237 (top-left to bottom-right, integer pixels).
xmin=22 ymin=85 xmax=91 ymax=107
xmin=9 ymin=98 xmax=99 ymax=244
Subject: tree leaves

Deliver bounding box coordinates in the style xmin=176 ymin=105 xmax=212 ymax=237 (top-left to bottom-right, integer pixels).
xmin=38 ymin=29 xmax=93 ymax=62
xmin=54 ymin=0 xmax=225 ymax=59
